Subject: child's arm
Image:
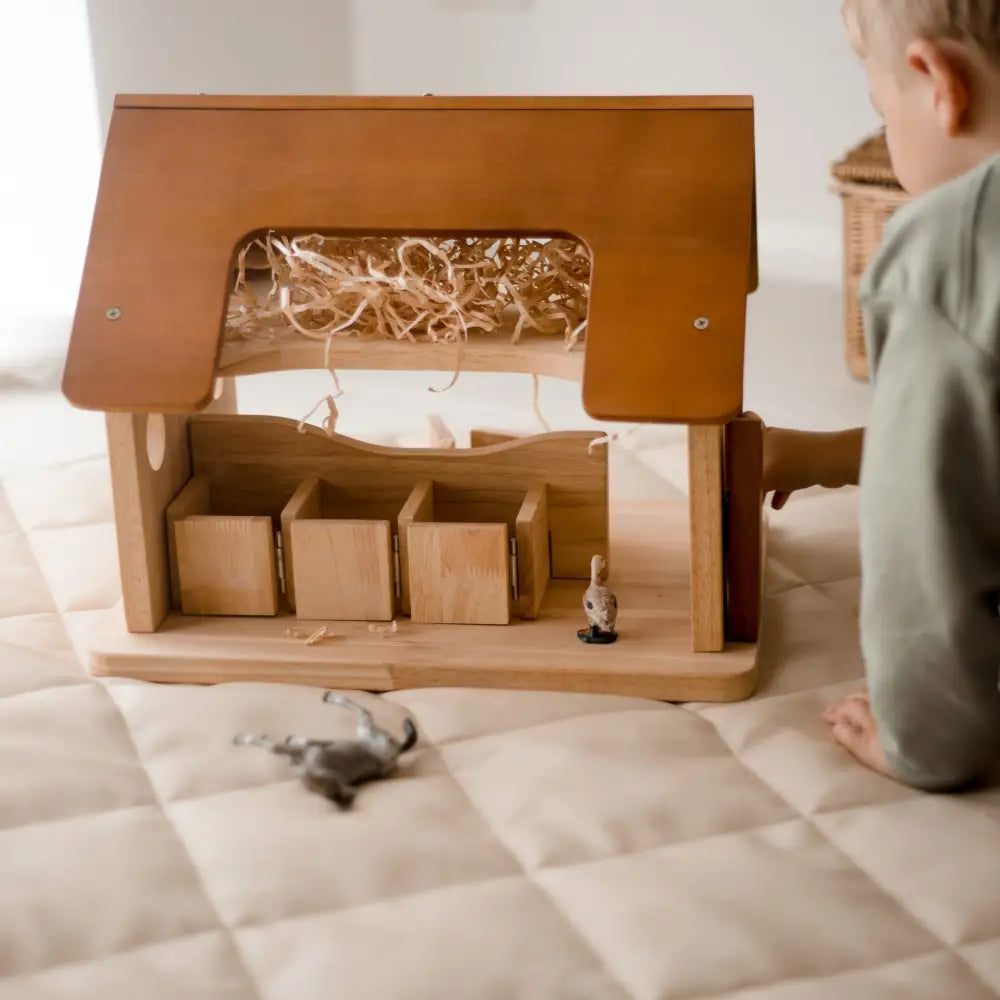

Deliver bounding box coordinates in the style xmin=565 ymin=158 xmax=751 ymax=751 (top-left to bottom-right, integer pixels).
xmin=763 ymin=427 xmax=865 ymax=508
xmin=858 ymin=305 xmax=1000 ymax=791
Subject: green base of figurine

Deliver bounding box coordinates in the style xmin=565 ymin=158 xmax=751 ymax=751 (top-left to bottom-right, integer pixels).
xmin=577 ymin=626 xmax=618 ymax=645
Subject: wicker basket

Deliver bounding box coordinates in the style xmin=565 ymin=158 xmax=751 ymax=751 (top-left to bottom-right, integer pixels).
xmin=832 ymin=131 xmax=910 ymax=380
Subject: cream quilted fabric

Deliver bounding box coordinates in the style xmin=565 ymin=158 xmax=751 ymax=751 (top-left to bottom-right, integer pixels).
xmin=1 ymin=455 xmax=999 ymax=1000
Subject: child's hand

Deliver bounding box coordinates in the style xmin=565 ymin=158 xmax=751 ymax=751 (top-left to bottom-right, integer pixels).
xmin=762 ymin=427 xmax=865 ymax=510
xmin=823 ymin=691 xmax=891 ymax=778
xmin=762 ymin=427 xmax=819 ymax=510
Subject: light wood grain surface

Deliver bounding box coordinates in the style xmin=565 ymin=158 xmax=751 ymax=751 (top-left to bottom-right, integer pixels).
xmin=397 ymin=480 xmax=435 ymax=617
xmin=290 ymin=519 xmax=394 ymax=623
xmin=106 ymin=412 xmax=191 ymax=632
xmin=469 ymin=428 xmax=524 ymax=449
xmin=218 ymin=331 xmax=584 ymax=383
xmin=174 ymin=515 xmax=278 ymax=616
xmin=687 ymin=425 xmax=725 ymax=653
xmin=165 ymin=475 xmax=211 ymax=612
xmin=188 ymin=417 xmax=607 ymax=580
xmin=408 ymin=522 xmax=511 ymax=626
xmin=279 ymin=477 xmax=322 ymax=611
xmin=515 ymin=484 xmax=551 ymax=620
xmin=89 ymin=500 xmax=758 ymax=703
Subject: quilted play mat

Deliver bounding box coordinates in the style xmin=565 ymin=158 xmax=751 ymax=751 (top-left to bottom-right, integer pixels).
xmin=1 ymin=454 xmax=999 ymax=999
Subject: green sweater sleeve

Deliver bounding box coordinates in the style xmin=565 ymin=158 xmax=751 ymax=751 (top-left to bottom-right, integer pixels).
xmin=860 ymin=300 xmax=1000 ymax=791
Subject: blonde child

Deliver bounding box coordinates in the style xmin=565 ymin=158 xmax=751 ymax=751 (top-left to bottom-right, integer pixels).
xmin=764 ymin=0 xmax=1000 ymax=789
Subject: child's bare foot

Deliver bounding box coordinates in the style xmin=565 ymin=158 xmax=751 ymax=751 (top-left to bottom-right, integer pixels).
xmin=823 ymin=691 xmax=892 ymax=778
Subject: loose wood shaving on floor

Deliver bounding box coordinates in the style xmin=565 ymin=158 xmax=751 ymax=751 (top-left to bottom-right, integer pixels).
xmin=285 ymin=626 xmax=336 ymax=645
xmin=226 ymin=233 xmax=591 ymax=353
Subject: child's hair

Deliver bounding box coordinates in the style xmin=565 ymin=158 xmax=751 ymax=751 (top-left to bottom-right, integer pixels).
xmin=844 ymin=0 xmax=1000 ymax=64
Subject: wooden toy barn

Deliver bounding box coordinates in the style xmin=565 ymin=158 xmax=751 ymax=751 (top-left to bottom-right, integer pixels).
xmin=62 ymin=94 xmax=764 ymax=702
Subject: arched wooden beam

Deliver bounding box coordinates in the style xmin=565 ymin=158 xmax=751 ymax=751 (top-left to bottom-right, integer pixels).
xmin=217 ymin=332 xmax=585 ymax=383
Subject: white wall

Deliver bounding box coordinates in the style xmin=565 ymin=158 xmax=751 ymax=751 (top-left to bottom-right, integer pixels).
xmin=86 ymin=0 xmax=353 ymax=138
xmin=347 ymin=0 xmax=881 ymax=282
xmin=0 ymin=0 xmax=100 ymax=365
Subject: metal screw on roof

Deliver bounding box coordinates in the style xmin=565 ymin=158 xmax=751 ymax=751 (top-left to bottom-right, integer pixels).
xmin=106 ymin=308 xmax=122 ymax=321
xmin=694 ymin=317 xmax=710 ymax=330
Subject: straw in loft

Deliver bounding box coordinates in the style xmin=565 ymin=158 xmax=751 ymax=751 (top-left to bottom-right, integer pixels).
xmin=226 ymin=233 xmax=592 ymax=349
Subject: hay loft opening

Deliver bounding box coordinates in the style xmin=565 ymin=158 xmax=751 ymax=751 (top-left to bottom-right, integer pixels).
xmin=223 ymin=232 xmax=592 ymax=365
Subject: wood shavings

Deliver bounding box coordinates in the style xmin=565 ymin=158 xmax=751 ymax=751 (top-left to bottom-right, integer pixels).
xmin=531 ymin=375 xmax=552 ymax=433
xmin=285 ymin=626 xmax=335 ymax=645
xmin=588 ymin=425 xmax=641 ymax=455
xmin=297 ymin=395 xmax=339 ymax=437
xmin=226 ymin=233 xmax=592 ymax=358
xmin=284 ymin=622 xmax=400 ymax=643
xmin=297 ymin=367 xmax=342 ymax=437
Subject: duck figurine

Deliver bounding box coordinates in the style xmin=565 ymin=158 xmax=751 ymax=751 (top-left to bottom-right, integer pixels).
xmin=578 ymin=554 xmax=618 ymax=644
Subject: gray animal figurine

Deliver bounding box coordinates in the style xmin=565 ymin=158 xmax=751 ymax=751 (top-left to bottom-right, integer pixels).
xmin=578 ymin=553 xmax=618 ymax=644
xmin=233 ymin=692 xmax=417 ymax=808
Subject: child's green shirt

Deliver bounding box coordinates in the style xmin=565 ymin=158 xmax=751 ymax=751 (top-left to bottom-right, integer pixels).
xmin=860 ymin=152 xmax=1000 ymax=790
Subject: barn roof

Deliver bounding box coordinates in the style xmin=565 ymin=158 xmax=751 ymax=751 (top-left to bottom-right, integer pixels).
xmin=63 ymin=94 xmax=757 ymax=423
